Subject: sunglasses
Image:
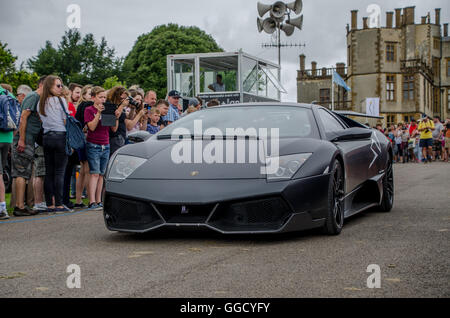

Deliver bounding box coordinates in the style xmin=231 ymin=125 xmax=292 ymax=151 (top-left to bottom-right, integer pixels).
xmin=56 ymin=84 xmax=63 ymax=88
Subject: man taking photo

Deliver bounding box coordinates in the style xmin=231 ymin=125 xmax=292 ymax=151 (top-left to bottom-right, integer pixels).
xmin=418 ymin=115 xmax=435 ymax=164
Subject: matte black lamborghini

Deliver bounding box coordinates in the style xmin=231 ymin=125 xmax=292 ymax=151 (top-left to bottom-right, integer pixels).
xmin=104 ymin=103 xmax=394 ymax=235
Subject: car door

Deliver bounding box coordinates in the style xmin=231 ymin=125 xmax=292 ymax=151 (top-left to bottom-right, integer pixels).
xmin=315 ymin=108 xmax=373 ymax=193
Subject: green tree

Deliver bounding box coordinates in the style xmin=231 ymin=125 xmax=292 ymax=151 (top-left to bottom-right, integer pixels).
xmin=103 ymin=76 xmax=126 ymax=90
xmin=122 ymin=24 xmax=223 ymax=98
xmin=27 ymin=30 xmax=123 ymax=86
xmin=0 ymin=41 xmax=39 ymax=92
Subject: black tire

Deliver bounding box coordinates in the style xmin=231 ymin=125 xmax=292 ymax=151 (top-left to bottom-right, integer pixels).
xmin=378 ymin=157 xmax=394 ymax=212
xmin=323 ymin=160 xmax=345 ymax=236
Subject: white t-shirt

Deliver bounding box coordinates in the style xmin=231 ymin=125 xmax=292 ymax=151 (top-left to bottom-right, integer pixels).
xmin=211 ymin=82 xmax=225 ymax=92
xmin=38 ymin=97 xmax=69 ymax=133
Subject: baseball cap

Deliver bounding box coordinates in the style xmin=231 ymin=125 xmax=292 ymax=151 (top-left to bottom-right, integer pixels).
xmin=168 ymin=90 xmax=181 ymax=98
xmin=188 ymin=98 xmax=199 ymax=107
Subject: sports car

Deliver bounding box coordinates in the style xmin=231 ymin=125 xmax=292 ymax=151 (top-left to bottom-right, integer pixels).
xmin=104 ymin=103 xmax=394 ymax=235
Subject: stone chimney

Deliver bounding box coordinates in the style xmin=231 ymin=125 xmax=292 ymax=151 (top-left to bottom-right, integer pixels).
xmin=336 ymin=63 xmax=346 ymax=77
xmin=351 ymin=10 xmax=358 ymax=30
xmin=404 ymin=7 xmax=415 ymax=25
xmin=386 ymin=12 xmax=394 ymax=28
xmin=435 ymin=8 xmax=441 ymax=25
xmin=300 ymin=54 xmax=305 ymax=71
xmin=395 ymin=8 xmax=402 ymax=28
xmin=311 ymin=62 xmax=317 ymax=76
xmin=363 ymin=17 xmax=368 ymax=29
xmin=421 ymin=16 xmax=427 ymax=24
xmin=444 ymin=24 xmax=448 ymax=37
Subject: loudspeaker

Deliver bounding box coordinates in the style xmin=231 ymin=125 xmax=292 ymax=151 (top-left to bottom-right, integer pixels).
xmin=262 ymin=18 xmax=277 ymax=34
xmin=257 ymin=18 xmax=264 ymax=32
xmin=270 ymin=1 xmax=287 ymax=19
xmin=257 ymin=2 xmax=272 ymax=17
xmin=286 ymin=14 xmax=303 ymax=30
xmin=280 ymin=23 xmax=295 ymax=36
xmin=287 ymin=0 xmax=303 ymax=15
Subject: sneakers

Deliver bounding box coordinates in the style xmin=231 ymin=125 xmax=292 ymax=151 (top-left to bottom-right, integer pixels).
xmin=64 ymin=201 xmax=75 ymax=209
xmin=88 ymin=203 xmax=103 ymax=211
xmin=54 ymin=207 xmax=72 ymax=214
xmin=13 ymin=207 xmax=38 ymax=217
xmin=74 ymin=203 xmax=87 ymax=209
xmin=0 ymin=210 xmax=10 ymax=220
xmin=33 ymin=202 xmax=48 ymax=212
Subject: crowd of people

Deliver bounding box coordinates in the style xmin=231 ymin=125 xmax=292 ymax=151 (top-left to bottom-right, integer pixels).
xmin=1 ymin=76 xmax=448 ymax=221
xmin=375 ymin=116 xmax=450 ymax=164
xmin=0 ymin=77 xmax=220 ymax=220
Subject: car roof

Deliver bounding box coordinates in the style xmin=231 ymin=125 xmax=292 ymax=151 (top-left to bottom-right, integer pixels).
xmin=216 ymin=102 xmax=316 ymax=110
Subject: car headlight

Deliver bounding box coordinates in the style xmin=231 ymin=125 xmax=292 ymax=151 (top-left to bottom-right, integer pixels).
xmin=266 ymin=153 xmax=312 ymax=182
xmin=108 ymin=155 xmax=147 ymax=181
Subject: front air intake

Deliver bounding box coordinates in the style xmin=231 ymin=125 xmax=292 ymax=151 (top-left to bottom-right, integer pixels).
xmin=209 ymin=197 xmax=292 ymax=232
xmin=104 ymin=195 xmax=163 ymax=231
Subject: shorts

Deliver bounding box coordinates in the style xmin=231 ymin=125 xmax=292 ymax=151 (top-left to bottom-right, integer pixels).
xmin=445 ymin=137 xmax=450 ymax=149
xmin=86 ymin=142 xmax=110 ymax=175
xmin=0 ymin=143 xmax=10 ymax=175
xmin=11 ymin=135 xmax=35 ymax=180
xmin=432 ymin=139 xmax=442 ymax=152
xmin=419 ymin=138 xmax=433 ymax=148
xmin=33 ymin=146 xmax=46 ymax=177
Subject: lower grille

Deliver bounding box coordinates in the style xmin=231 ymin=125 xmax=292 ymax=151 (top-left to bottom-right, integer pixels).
xmin=209 ymin=197 xmax=292 ymax=232
xmin=154 ymin=204 xmax=216 ymax=223
xmin=104 ymin=196 xmax=163 ymax=231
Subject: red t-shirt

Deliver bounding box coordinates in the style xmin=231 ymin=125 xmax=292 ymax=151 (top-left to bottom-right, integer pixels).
xmin=409 ymin=124 xmax=417 ymax=136
xmin=68 ymin=102 xmax=76 ymax=117
xmin=84 ymin=106 xmax=110 ymax=146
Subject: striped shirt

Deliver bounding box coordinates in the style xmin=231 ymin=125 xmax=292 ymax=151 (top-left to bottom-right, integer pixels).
xmin=162 ymin=104 xmax=180 ymax=123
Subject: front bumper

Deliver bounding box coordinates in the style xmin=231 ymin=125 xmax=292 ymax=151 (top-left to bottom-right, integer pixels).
xmin=104 ymin=176 xmax=329 ymax=234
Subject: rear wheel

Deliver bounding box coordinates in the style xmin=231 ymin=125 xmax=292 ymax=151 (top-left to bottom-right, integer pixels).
xmin=323 ymin=160 xmax=345 ymax=236
xmin=378 ymin=158 xmax=394 ymax=212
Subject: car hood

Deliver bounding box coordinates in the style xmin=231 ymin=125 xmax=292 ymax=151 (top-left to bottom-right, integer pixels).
xmin=115 ymin=137 xmax=326 ymax=180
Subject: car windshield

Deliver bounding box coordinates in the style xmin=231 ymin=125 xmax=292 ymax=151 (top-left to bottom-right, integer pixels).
xmin=157 ymin=106 xmax=319 ymax=139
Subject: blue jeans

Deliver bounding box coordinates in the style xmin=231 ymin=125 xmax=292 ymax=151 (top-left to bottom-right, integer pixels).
xmin=86 ymin=142 xmax=110 ymax=175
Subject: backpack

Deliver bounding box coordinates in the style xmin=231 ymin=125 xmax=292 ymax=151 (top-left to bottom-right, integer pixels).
xmin=0 ymin=88 xmax=21 ymax=132
xmin=57 ymin=97 xmax=86 ymax=155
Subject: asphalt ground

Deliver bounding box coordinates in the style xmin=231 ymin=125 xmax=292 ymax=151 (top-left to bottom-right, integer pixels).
xmin=0 ymin=162 xmax=449 ymax=298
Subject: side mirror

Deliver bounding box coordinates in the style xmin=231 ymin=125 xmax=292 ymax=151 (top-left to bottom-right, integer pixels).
xmin=329 ymin=127 xmax=373 ymax=142
xmin=128 ymin=131 xmax=151 ymax=144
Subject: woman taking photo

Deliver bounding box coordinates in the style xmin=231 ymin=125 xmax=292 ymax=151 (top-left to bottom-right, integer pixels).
xmin=38 ymin=75 xmax=70 ymax=213
xmin=106 ymin=86 xmax=129 ymax=156
xmin=126 ymin=90 xmax=148 ymax=136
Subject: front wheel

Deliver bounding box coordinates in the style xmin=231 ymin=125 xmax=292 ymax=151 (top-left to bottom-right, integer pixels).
xmin=323 ymin=160 xmax=345 ymax=236
xmin=377 ymin=158 xmax=394 ymax=212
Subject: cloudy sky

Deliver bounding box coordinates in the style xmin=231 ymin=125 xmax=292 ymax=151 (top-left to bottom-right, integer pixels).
xmin=1 ymin=0 xmax=449 ymax=102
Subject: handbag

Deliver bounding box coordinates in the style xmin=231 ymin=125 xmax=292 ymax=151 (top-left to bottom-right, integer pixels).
xmin=57 ymin=97 xmax=86 ymax=155
xmin=35 ymin=127 xmax=44 ymax=146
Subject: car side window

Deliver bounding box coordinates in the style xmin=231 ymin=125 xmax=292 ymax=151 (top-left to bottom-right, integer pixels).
xmin=317 ymin=109 xmax=346 ymax=133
